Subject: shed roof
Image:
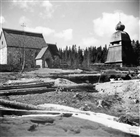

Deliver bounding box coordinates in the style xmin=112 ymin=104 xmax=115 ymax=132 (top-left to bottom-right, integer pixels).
xmin=47 ymin=43 xmax=59 ymax=56
xmin=35 ymin=43 xmax=60 ymax=60
xmin=2 ymin=28 xmax=47 ymax=49
xmin=35 ymin=46 xmax=48 ymax=60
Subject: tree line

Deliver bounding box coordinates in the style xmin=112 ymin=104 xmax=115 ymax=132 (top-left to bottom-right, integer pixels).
xmin=59 ymin=40 xmax=140 ymax=68
xmin=131 ymin=40 xmax=140 ymax=66
xmin=59 ymin=44 xmax=108 ymax=69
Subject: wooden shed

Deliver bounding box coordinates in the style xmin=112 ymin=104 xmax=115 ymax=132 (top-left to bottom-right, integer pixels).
xmin=35 ymin=44 xmax=60 ymax=68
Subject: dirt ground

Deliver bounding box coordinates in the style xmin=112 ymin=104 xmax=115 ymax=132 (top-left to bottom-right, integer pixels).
xmin=1 ymin=115 xmax=136 ymax=137
xmin=95 ymin=80 xmax=140 ymax=118
xmin=0 ymin=69 xmax=139 ymax=137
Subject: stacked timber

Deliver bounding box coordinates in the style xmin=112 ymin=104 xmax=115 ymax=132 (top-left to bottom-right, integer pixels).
xmin=0 ymin=80 xmax=55 ymax=95
xmin=0 ymin=81 xmax=54 ymax=90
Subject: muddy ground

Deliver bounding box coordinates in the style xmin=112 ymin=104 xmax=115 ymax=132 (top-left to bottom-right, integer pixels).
xmin=1 ymin=115 xmax=136 ymax=137
xmin=0 ymin=68 xmax=139 ymax=137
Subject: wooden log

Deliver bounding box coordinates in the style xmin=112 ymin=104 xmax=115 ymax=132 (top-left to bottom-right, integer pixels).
xmin=0 ymin=107 xmax=61 ymax=116
xmin=0 ymin=82 xmax=54 ymax=90
xmin=0 ymin=87 xmax=55 ymax=96
xmin=4 ymin=80 xmax=45 ymax=85
xmin=54 ymin=75 xmax=99 ymax=84
xmin=64 ymin=84 xmax=95 ymax=89
xmin=54 ymin=83 xmax=94 ymax=88
xmin=0 ymin=107 xmax=74 ymax=117
xmin=0 ymin=99 xmax=44 ymax=110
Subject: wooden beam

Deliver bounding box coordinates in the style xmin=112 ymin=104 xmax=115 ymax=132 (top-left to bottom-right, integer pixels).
xmin=0 ymin=82 xmax=54 ymax=90
xmin=0 ymin=87 xmax=55 ymax=96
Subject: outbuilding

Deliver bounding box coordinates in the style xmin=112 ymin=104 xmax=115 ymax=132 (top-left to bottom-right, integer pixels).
xmin=35 ymin=44 xmax=60 ymax=68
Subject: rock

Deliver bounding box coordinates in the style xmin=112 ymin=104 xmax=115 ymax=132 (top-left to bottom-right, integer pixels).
xmin=133 ymin=99 xmax=139 ymax=104
xmin=28 ymin=124 xmax=38 ymax=132
xmin=62 ymin=113 xmax=72 ymax=117
xmin=30 ymin=117 xmax=55 ymax=124
xmin=123 ymin=74 xmax=131 ymax=80
xmin=137 ymin=74 xmax=140 ymax=78
xmin=79 ymin=104 xmax=91 ymax=111
xmin=118 ymin=115 xmax=139 ymax=126
xmin=73 ymin=93 xmax=83 ymax=100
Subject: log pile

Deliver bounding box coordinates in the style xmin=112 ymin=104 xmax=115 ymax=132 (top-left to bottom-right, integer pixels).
xmin=0 ymin=87 xmax=55 ymax=96
xmin=0 ymin=80 xmax=55 ymax=95
xmin=0 ymin=78 xmax=96 ymax=96
xmin=0 ymin=81 xmax=54 ymax=90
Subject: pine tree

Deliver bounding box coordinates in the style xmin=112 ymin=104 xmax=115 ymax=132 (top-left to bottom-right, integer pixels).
xmin=101 ymin=45 xmax=108 ymax=63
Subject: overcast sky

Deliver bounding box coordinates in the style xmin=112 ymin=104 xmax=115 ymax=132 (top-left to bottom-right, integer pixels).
xmin=0 ymin=0 xmax=139 ymax=49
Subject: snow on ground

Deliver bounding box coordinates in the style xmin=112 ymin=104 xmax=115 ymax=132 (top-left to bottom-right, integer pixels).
xmin=95 ymin=79 xmax=140 ymax=95
xmin=29 ymin=68 xmax=83 ymax=74
xmin=27 ymin=103 xmax=140 ymax=136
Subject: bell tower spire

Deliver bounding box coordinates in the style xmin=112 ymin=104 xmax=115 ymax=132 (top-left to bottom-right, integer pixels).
xmin=115 ymin=21 xmax=125 ymax=31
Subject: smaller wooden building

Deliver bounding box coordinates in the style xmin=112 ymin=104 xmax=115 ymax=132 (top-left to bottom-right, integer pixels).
xmin=35 ymin=43 xmax=60 ymax=68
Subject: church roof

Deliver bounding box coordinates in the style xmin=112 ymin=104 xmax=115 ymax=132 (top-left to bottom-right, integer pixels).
xmin=2 ymin=28 xmax=47 ymax=49
xmin=110 ymin=21 xmax=131 ymax=43
xmin=110 ymin=31 xmax=131 ymax=43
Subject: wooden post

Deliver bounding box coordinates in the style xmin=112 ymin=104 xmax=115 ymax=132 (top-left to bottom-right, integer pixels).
xmin=21 ymin=23 xmax=26 ymax=72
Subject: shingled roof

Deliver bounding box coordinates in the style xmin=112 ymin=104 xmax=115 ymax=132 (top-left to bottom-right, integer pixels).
xmin=47 ymin=43 xmax=60 ymax=57
xmin=110 ymin=31 xmax=131 ymax=43
xmin=2 ymin=28 xmax=47 ymax=49
xmin=35 ymin=43 xmax=60 ymax=59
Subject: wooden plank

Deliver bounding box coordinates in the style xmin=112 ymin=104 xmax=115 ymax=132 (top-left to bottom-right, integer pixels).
xmin=0 ymin=99 xmax=44 ymax=110
xmin=0 ymin=87 xmax=55 ymax=96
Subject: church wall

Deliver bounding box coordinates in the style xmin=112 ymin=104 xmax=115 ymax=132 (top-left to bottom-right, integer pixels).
xmin=7 ymin=47 xmax=40 ymax=68
xmin=0 ymin=47 xmax=7 ymax=64
xmin=0 ymin=31 xmax=7 ymax=64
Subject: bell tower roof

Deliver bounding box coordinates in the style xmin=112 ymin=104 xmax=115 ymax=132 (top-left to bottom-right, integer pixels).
xmin=115 ymin=21 xmax=125 ymax=31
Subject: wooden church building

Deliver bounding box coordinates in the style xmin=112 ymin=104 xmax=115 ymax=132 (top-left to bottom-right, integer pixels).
xmin=105 ymin=21 xmax=134 ymax=67
xmin=0 ymin=28 xmax=60 ymax=68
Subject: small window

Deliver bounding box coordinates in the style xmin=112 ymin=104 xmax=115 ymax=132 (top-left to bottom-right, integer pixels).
xmin=2 ymin=41 xmax=3 ymax=45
